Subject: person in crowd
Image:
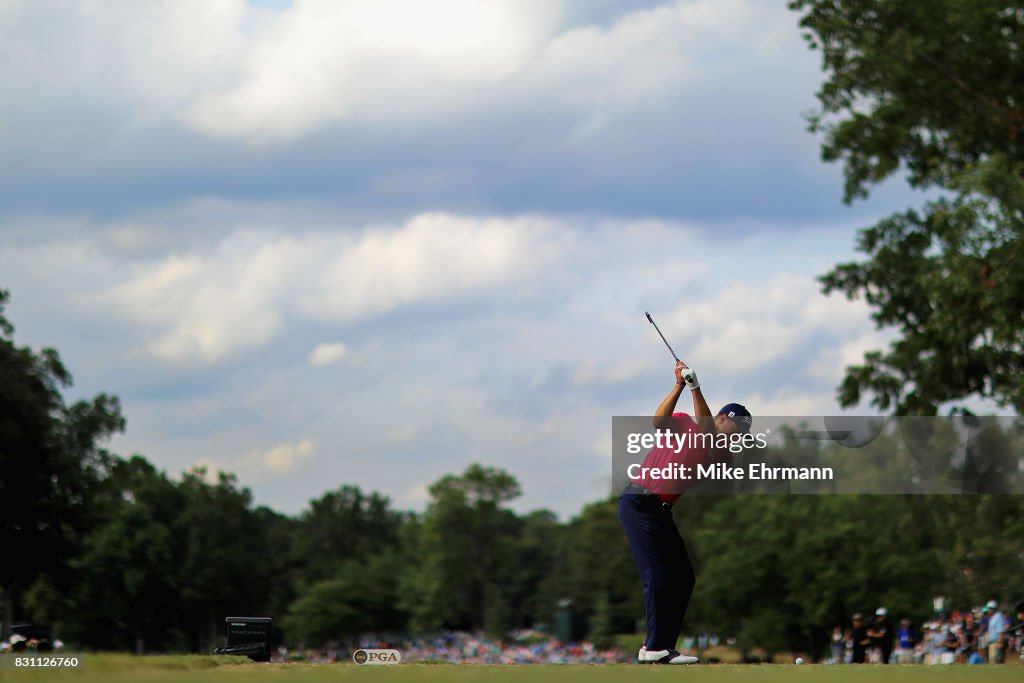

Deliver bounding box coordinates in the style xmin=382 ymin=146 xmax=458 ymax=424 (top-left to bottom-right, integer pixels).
xmin=985 ymin=600 xmax=1006 ymax=664
xmin=1014 ymin=601 xmax=1024 ymax=663
xmin=9 ymin=635 xmax=29 ymax=653
xmin=851 ymin=614 xmax=870 ymax=664
xmin=894 ymin=617 xmax=916 ymax=663
xmin=959 ymin=611 xmax=979 ymax=663
xmin=868 ymin=607 xmax=894 ymax=664
xmin=942 ymin=623 xmax=959 ymax=664
xmin=830 ymin=626 xmax=844 ymax=664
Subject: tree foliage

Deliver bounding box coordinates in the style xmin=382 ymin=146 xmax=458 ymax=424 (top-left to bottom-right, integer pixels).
xmin=405 ymin=464 xmax=530 ymax=635
xmin=0 ymin=290 xmax=124 ymax=640
xmin=791 ymin=0 xmax=1024 ymax=413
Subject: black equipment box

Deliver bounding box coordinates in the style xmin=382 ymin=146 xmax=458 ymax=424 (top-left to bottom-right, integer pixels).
xmin=214 ymin=616 xmax=271 ymax=662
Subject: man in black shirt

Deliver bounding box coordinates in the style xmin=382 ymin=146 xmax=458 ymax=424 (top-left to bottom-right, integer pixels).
xmin=851 ymin=613 xmax=870 ymax=663
xmin=868 ymin=607 xmax=895 ymax=664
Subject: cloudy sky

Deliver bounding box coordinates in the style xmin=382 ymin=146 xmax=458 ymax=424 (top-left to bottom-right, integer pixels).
xmin=1 ymin=0 xmax=926 ymax=518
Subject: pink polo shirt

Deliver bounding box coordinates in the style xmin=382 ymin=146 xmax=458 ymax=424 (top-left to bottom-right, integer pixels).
xmin=631 ymin=412 xmax=716 ymax=505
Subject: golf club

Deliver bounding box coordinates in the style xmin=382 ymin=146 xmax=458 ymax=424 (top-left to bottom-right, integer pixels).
xmin=645 ymin=312 xmax=680 ymax=363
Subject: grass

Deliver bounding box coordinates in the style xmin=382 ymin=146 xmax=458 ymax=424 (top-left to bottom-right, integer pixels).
xmin=2 ymin=654 xmax=1023 ymax=683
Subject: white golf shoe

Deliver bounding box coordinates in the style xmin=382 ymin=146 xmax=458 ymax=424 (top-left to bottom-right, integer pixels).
xmin=638 ymin=646 xmax=699 ymax=664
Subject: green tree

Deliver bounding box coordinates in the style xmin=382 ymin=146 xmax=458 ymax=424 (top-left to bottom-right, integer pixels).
xmin=502 ymin=510 xmax=561 ymax=629
xmin=291 ymin=485 xmax=401 ymax=585
xmin=253 ymin=506 xmax=300 ymax=633
xmin=539 ymin=497 xmax=640 ymax=638
xmin=282 ymin=553 xmax=406 ymax=646
xmin=0 ymin=290 xmax=124 ymax=639
xmin=175 ymin=468 xmax=274 ymax=652
xmin=790 ymin=0 xmax=1024 ymax=414
xmin=405 ymin=464 xmax=521 ymax=633
xmin=692 ymin=495 xmax=944 ymax=659
xmin=62 ymin=456 xmax=187 ymax=652
xmin=937 ymin=494 xmax=1024 ymax=607
xmin=283 ymin=486 xmax=407 ymax=645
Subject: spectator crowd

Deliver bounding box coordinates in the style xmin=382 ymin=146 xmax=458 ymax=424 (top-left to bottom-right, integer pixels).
xmin=274 ymin=631 xmax=627 ymax=664
xmin=828 ymin=600 xmax=1024 ymax=665
xmin=397 ymin=631 xmax=624 ymax=664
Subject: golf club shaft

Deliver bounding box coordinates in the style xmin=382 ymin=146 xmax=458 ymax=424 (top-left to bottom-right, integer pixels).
xmin=645 ymin=312 xmax=680 ymax=362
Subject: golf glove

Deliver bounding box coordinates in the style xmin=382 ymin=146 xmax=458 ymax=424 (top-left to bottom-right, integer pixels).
xmin=679 ymin=367 xmax=700 ymax=390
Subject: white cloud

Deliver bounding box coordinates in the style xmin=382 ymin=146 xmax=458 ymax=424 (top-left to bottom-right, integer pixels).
xmin=0 ymin=0 xmax=247 ymax=126
xmin=308 ymin=342 xmax=348 ymax=366
xmin=660 ymin=274 xmax=881 ymax=377
xmin=103 ymin=212 xmax=564 ymax=363
xmin=301 ymin=212 xmax=565 ymax=322
xmin=404 ymin=481 xmax=432 ymax=505
xmin=259 ymin=438 xmax=316 ymax=474
xmin=107 ymin=233 xmax=312 ymax=363
xmin=0 ymin=1 xmax=804 ymax=147
xmin=0 ymin=0 xmax=862 ymax=235
xmin=390 ymin=423 xmax=423 ymax=446
xmin=571 ymin=356 xmax=656 ymax=387
xmin=187 ymin=460 xmax=223 ymax=486
xmin=184 ymin=0 xmax=794 ymax=143
xmin=743 ymin=387 xmax=838 ymax=417
xmin=187 ymin=0 xmax=561 ymax=142
xmin=192 ymin=438 xmax=317 ymax=484
xmin=805 ymin=331 xmax=892 ymax=384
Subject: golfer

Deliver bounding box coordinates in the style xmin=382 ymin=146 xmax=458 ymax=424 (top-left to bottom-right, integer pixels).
xmin=619 ymin=360 xmax=751 ymax=664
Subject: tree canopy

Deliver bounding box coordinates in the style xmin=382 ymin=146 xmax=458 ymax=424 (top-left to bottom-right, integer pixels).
xmin=791 ymin=0 xmax=1024 ymax=414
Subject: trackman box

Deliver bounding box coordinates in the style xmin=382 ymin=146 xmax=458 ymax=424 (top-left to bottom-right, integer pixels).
xmin=214 ymin=616 xmax=272 ymax=662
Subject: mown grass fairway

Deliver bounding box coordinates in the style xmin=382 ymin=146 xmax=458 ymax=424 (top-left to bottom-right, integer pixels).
xmin=2 ymin=655 xmax=1023 ymax=683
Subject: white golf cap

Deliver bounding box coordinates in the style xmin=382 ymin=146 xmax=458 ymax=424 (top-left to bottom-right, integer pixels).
xmin=986 ymin=600 xmax=997 ymax=609
xmin=876 ymin=607 xmax=887 ymax=616
xmin=9 ymin=634 xmax=26 ymax=644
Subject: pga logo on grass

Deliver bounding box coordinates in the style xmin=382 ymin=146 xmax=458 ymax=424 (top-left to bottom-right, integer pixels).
xmin=352 ymin=648 xmax=401 ymax=665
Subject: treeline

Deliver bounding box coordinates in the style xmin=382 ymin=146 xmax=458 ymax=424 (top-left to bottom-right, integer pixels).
xmin=2 ymin=290 xmax=1023 ymax=658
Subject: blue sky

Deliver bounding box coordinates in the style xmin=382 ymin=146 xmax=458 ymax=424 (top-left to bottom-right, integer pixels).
xmin=0 ymin=0 xmax=928 ymax=518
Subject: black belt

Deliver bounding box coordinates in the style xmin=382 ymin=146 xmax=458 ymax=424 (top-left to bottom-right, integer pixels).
xmin=623 ymin=482 xmax=673 ymax=510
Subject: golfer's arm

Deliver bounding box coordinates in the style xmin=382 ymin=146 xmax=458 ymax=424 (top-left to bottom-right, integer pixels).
xmin=691 ymin=387 xmax=716 ymax=435
xmin=653 ymin=383 xmax=684 ymax=429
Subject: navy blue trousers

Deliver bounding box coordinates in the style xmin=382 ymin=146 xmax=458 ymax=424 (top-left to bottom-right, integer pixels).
xmin=618 ymin=493 xmax=696 ymax=651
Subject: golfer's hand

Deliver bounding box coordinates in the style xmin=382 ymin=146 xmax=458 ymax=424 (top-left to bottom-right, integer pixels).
xmin=674 ymin=361 xmax=688 ymax=384
xmin=675 ymin=361 xmax=700 ymax=389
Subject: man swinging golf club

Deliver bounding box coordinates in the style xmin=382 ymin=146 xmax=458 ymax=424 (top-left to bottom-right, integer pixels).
xmin=620 ymin=314 xmax=751 ymax=665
